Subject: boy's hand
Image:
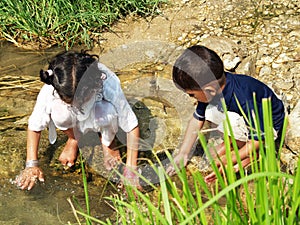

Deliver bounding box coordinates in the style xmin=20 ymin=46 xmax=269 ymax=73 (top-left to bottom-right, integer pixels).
xmin=204 ymin=140 xmax=259 ymax=183
xmin=204 ymin=157 xmax=252 ymax=183
xmin=166 ymin=151 xmax=189 ymax=176
xmin=14 ymin=167 xmax=44 ymax=190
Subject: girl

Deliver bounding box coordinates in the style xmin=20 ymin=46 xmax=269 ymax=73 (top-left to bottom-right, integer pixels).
xmin=15 ymin=51 xmax=140 ymax=190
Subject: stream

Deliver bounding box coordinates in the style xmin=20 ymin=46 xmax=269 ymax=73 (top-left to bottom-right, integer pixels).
xmin=0 ymin=41 xmax=197 ymax=224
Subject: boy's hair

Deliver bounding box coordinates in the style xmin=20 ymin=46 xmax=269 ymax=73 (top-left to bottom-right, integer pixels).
xmin=40 ymin=51 xmax=101 ymax=104
xmin=172 ymin=45 xmax=225 ymax=90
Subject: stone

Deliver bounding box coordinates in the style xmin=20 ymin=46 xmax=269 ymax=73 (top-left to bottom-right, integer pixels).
xmin=236 ymin=55 xmax=256 ymax=76
xmin=200 ymin=36 xmax=241 ymax=71
xmin=285 ymin=100 xmax=300 ymax=155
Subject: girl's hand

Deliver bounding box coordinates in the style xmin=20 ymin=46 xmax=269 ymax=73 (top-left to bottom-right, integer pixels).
xmin=118 ymin=166 xmax=142 ymax=191
xmin=14 ymin=167 xmax=44 ymax=190
xmin=166 ymin=151 xmax=189 ymax=176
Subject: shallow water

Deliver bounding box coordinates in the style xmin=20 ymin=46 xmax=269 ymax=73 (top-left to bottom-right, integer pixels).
xmin=0 ymin=42 xmax=119 ymax=224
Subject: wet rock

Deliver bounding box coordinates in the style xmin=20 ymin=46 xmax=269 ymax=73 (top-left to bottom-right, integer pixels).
xmin=121 ymin=74 xmax=195 ymax=152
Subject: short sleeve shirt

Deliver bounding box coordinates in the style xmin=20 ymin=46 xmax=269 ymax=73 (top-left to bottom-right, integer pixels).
xmin=194 ymin=72 xmax=285 ymax=136
xmin=28 ymin=62 xmax=138 ymax=133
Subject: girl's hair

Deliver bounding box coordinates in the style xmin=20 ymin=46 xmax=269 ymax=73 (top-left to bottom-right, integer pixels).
xmin=172 ymin=45 xmax=225 ymax=91
xmin=40 ymin=50 xmax=100 ymax=104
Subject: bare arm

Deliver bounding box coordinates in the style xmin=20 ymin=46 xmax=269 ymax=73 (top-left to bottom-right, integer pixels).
xmin=15 ymin=129 xmax=44 ymax=190
xmin=179 ymin=117 xmax=205 ymax=156
xmin=166 ymin=117 xmax=204 ymax=175
xmin=119 ymin=126 xmax=141 ymax=189
xmin=204 ymin=139 xmax=260 ymax=183
xmin=126 ymin=126 xmax=140 ymax=168
xmin=26 ymin=129 xmax=41 ymax=161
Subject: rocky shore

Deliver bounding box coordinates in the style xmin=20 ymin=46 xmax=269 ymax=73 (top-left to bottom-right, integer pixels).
xmin=95 ymin=0 xmax=300 ymax=173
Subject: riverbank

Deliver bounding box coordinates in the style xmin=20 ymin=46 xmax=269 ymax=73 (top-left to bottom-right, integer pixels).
xmin=92 ymin=0 xmax=300 ymax=171
xmin=0 ymin=0 xmax=299 ymax=224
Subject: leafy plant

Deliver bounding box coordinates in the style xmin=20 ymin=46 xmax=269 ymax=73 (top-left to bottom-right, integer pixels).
xmin=71 ymin=98 xmax=299 ymax=224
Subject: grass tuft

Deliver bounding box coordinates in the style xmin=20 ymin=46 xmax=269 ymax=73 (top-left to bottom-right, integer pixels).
xmin=0 ymin=0 xmax=167 ymax=49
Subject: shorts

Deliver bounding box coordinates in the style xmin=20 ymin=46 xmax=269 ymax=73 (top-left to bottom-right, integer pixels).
xmin=205 ymin=105 xmax=278 ymax=142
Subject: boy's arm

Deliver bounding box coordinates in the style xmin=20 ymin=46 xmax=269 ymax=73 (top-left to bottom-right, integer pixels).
xmin=166 ymin=117 xmax=204 ymax=175
xmin=179 ymin=116 xmax=205 ymax=155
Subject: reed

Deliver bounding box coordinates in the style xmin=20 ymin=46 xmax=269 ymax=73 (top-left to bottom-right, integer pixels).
xmin=0 ymin=0 xmax=166 ymax=49
xmin=72 ymin=98 xmax=299 ymax=224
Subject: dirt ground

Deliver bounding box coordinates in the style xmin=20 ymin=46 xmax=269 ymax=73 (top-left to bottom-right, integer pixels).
xmin=92 ymin=0 xmax=201 ymax=55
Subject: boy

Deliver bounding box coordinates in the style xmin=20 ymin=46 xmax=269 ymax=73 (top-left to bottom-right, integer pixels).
xmin=166 ymin=45 xmax=285 ymax=183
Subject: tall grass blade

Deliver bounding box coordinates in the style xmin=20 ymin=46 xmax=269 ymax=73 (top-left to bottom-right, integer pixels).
xmin=79 ymin=150 xmax=92 ymax=225
xmin=180 ymin=171 xmax=294 ymax=225
xmin=159 ymin=167 xmax=172 ymax=225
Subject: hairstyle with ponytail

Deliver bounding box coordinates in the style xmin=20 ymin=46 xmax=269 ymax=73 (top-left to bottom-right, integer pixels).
xmin=40 ymin=50 xmax=101 ymax=104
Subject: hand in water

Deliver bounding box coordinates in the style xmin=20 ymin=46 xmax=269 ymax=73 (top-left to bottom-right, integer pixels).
xmin=118 ymin=166 xmax=142 ymax=193
xmin=14 ymin=167 xmax=44 ymax=190
xmin=166 ymin=152 xmax=189 ymax=176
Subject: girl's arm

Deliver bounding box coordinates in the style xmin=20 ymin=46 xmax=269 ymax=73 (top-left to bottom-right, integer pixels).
xmin=26 ymin=129 xmax=41 ymax=161
xmin=125 ymin=126 xmax=140 ymax=168
xmin=120 ymin=126 xmax=140 ymax=189
xmin=15 ymin=129 xmax=45 ymax=190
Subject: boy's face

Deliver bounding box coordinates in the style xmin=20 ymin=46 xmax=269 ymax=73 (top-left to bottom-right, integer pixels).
xmin=185 ymin=86 xmax=218 ymax=103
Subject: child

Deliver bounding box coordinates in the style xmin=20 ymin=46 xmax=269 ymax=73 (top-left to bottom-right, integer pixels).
xmin=15 ymin=51 xmax=140 ymax=190
xmin=166 ymin=45 xmax=285 ymax=183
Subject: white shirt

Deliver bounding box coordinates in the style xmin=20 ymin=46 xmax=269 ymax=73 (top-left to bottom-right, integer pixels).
xmin=28 ymin=62 xmax=138 ymax=145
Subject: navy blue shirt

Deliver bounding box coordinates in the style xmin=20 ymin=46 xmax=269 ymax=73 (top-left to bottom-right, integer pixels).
xmin=194 ymin=72 xmax=285 ymax=139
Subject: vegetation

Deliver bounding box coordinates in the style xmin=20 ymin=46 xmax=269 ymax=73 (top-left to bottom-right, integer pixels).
xmin=0 ymin=0 xmax=167 ymax=49
xmin=70 ymin=100 xmax=299 ymax=224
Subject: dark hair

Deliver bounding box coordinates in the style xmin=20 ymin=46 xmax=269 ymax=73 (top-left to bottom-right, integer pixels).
xmin=172 ymin=45 xmax=224 ymax=90
xmin=40 ymin=50 xmax=101 ymax=104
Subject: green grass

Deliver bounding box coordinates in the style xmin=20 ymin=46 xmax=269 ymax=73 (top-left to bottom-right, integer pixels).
xmin=70 ymin=98 xmax=299 ymax=224
xmin=0 ymin=0 xmax=167 ymax=49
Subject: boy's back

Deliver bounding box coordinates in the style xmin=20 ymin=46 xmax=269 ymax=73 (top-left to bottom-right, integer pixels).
xmin=221 ymin=72 xmax=285 ymax=133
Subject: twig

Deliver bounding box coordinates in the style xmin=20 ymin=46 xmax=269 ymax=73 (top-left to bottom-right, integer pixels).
xmin=0 ymin=114 xmax=27 ymax=121
xmin=67 ymin=197 xmax=82 ymax=225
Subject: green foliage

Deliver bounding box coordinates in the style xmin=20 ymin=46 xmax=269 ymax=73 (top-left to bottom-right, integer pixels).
xmin=72 ymin=98 xmax=299 ymax=224
xmin=0 ymin=0 xmax=167 ymax=49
